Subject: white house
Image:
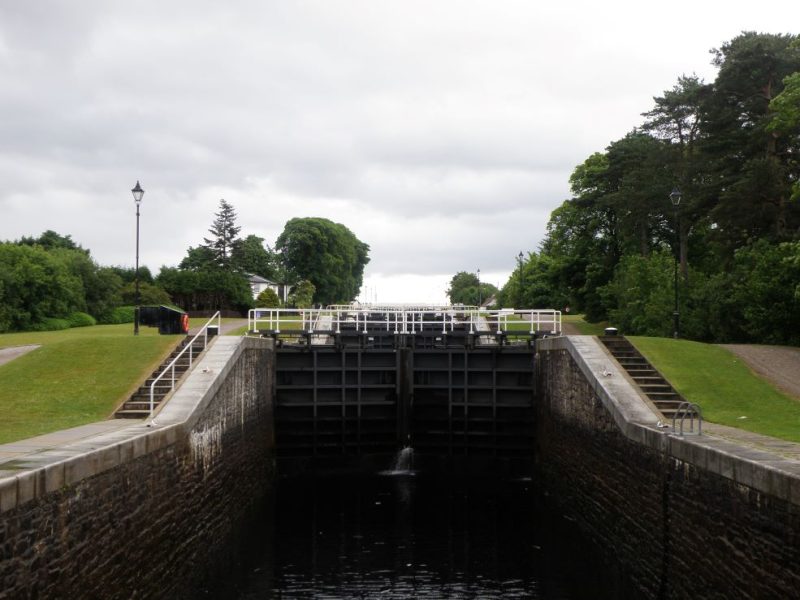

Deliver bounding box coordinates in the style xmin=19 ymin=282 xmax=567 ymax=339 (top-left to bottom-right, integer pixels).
xmin=247 ymin=273 xmax=289 ymax=304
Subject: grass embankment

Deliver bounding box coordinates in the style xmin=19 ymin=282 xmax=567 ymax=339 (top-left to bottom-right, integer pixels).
xmin=630 ymin=336 xmax=800 ymax=443
xmin=563 ymin=314 xmax=608 ymax=335
xmin=0 ymin=325 xmax=181 ymax=444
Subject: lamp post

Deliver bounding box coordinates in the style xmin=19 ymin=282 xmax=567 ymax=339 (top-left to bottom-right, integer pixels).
xmin=517 ymin=251 xmax=524 ymax=308
xmin=669 ymin=186 xmax=682 ymax=339
xmin=132 ymin=181 xmax=144 ymax=336
xmin=477 ymin=268 xmax=481 ymax=307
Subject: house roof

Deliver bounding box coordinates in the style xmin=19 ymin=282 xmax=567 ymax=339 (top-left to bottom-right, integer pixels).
xmin=246 ymin=273 xmax=274 ymax=284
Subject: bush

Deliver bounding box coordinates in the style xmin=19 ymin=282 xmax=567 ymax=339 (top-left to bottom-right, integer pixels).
xmin=66 ymin=311 xmax=97 ymax=328
xmin=29 ymin=318 xmax=71 ymax=332
xmin=256 ymin=287 xmax=281 ymax=308
xmin=97 ymin=306 xmax=135 ymax=324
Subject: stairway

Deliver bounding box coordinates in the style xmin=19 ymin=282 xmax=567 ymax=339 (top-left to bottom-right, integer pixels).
xmin=114 ymin=336 xmax=207 ymax=419
xmin=600 ymin=335 xmax=685 ymax=419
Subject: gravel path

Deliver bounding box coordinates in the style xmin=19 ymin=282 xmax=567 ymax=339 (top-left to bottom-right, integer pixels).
xmin=0 ymin=345 xmax=40 ymax=367
xmin=720 ymin=344 xmax=800 ymax=400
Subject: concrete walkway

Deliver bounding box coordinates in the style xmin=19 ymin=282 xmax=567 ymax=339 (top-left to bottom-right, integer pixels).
xmin=0 ymin=345 xmax=40 ymax=367
xmin=0 ymin=420 xmax=134 ymax=474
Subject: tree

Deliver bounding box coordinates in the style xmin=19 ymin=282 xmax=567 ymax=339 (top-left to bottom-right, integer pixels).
xmin=701 ymin=33 xmax=800 ymax=247
xmin=446 ymin=272 xmax=498 ymax=306
xmin=17 ymin=230 xmax=87 ymax=254
xmin=156 ymin=267 xmax=253 ymax=313
xmin=203 ymin=199 xmax=241 ymax=269
xmin=643 ymin=75 xmax=712 ymax=277
xmin=0 ymin=243 xmax=84 ymax=331
xmin=288 ymin=280 xmax=315 ymax=308
xmin=179 ymin=245 xmax=217 ymax=272
xmin=230 ymin=234 xmax=277 ymax=278
xmin=275 ymin=217 xmax=370 ymax=306
xmin=109 ymin=265 xmax=154 ymax=285
xmin=119 ymin=281 xmax=172 ymax=306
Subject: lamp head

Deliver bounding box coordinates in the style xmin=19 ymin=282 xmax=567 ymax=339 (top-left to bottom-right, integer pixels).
xmin=669 ymin=186 xmax=682 ymax=207
xmin=132 ymin=181 xmax=144 ymax=204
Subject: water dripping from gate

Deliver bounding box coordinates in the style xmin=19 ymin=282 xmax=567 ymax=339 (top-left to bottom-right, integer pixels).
xmin=380 ymin=446 xmax=415 ymax=476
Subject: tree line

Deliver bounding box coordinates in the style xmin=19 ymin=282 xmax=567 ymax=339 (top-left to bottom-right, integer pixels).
xmin=0 ymin=203 xmax=370 ymax=332
xmin=493 ymin=32 xmax=800 ymax=344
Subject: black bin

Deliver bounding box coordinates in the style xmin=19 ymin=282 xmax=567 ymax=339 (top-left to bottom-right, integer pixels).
xmin=139 ymin=305 xmax=189 ymax=335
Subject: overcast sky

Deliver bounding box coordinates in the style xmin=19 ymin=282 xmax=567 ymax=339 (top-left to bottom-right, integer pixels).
xmin=0 ymin=1 xmax=796 ymax=304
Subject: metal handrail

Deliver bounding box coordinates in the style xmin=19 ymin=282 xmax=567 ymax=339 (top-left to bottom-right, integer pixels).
xmin=148 ymin=311 xmax=221 ymax=417
xmin=247 ymin=307 xmax=562 ymax=336
xmin=672 ymin=401 xmax=703 ymax=435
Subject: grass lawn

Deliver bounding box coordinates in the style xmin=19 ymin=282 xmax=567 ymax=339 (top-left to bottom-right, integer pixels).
xmin=0 ymin=324 xmax=182 ymax=444
xmin=630 ymin=336 xmax=800 ymax=442
xmin=563 ymin=314 xmax=608 ymax=335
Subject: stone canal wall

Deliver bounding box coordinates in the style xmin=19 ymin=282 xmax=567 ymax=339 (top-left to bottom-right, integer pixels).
xmin=0 ymin=336 xmax=275 ymax=600
xmin=536 ymin=335 xmax=800 ymax=600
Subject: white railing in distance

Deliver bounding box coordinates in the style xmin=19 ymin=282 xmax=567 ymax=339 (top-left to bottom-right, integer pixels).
xmin=247 ymin=306 xmax=561 ymax=336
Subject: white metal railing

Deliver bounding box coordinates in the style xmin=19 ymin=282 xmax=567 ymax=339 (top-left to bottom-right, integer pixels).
xmin=247 ymin=306 xmax=561 ymax=337
xmin=148 ymin=311 xmax=221 ymax=417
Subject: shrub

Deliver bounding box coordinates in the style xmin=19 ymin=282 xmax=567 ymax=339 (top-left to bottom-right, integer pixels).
xmin=256 ymin=287 xmax=281 ymax=308
xmin=97 ymin=306 xmax=135 ymax=324
xmin=29 ymin=318 xmax=71 ymax=332
xmin=66 ymin=311 xmax=96 ymax=328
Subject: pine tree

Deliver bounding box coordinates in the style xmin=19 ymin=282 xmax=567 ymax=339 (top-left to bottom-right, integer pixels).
xmin=203 ymin=199 xmax=241 ymax=269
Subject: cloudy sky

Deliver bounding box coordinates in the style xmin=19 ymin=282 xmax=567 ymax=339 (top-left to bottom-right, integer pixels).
xmin=0 ymin=1 xmax=796 ymax=304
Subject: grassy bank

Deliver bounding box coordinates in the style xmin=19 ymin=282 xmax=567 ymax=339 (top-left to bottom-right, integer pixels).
xmin=0 ymin=325 xmax=181 ymax=444
xmin=631 ymin=337 xmax=800 ymax=442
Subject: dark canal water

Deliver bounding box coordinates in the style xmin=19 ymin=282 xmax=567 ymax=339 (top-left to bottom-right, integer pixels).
xmin=235 ymin=465 xmax=619 ymax=599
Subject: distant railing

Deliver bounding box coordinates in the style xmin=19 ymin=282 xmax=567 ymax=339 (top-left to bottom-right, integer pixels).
xmin=247 ymin=306 xmax=561 ymax=337
xmin=148 ymin=311 xmax=221 ymax=417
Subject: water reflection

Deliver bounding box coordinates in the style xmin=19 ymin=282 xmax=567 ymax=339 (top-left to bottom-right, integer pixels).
xmin=239 ymin=472 xmax=615 ymax=599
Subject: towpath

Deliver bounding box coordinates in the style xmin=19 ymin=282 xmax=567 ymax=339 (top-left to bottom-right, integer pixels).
xmin=720 ymin=344 xmax=800 ymax=400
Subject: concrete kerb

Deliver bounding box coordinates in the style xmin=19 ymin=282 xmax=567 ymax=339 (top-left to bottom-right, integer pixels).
xmin=540 ymin=335 xmax=800 ymax=504
xmin=0 ymin=335 xmax=269 ymax=515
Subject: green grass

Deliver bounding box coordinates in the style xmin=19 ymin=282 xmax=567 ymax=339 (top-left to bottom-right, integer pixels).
xmin=563 ymin=314 xmax=608 ymax=335
xmin=0 ymin=324 xmax=182 ymax=444
xmin=630 ymin=336 xmax=800 ymax=442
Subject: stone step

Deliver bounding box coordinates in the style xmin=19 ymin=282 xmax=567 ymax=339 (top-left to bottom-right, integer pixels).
xmin=115 ymin=409 xmax=152 ymax=419
xmin=640 ymin=384 xmax=673 ymax=393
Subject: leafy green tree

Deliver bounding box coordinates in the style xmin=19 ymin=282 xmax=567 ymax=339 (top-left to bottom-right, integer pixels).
xmin=446 ymin=271 xmax=498 ymax=306
xmin=179 ymin=245 xmax=217 ymax=272
xmin=447 ymin=272 xmax=479 ymax=305
xmin=231 ymin=234 xmax=277 ymax=278
xmin=109 ymin=265 xmax=155 ymax=285
xmin=288 ymin=280 xmax=315 ymax=308
xmin=52 ymin=250 xmax=122 ymax=322
xmin=0 ymin=243 xmax=84 ymax=331
xmin=768 ymin=71 xmax=800 ymax=204
xmin=157 ymin=267 xmax=253 ymax=313
xmin=275 ymin=217 xmax=370 ymax=305
xmin=701 ymin=32 xmax=800 ymax=247
xmin=203 ymin=199 xmax=241 ymax=269
xmin=119 ymin=281 xmax=172 ymax=306
xmin=17 ymin=230 xmax=87 ymax=253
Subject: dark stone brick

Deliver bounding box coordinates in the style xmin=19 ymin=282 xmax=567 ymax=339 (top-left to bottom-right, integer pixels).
xmin=535 ymin=345 xmax=800 ymax=600
xmin=0 ymin=343 xmax=275 ymax=600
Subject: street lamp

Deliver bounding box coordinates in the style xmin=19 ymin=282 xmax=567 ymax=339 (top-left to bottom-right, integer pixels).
xmin=669 ymin=186 xmax=682 ymax=339
xmin=132 ymin=181 xmax=144 ymax=336
xmin=477 ymin=268 xmax=481 ymax=307
xmin=517 ymin=251 xmax=524 ymax=308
